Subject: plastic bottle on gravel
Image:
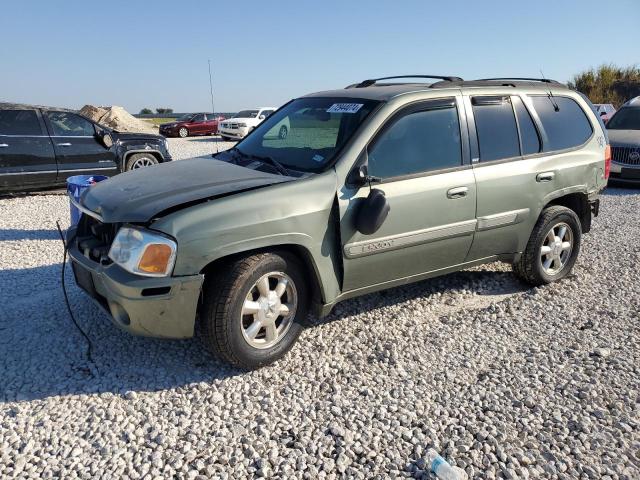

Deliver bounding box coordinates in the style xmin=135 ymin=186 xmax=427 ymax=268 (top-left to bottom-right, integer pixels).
xmin=426 ymin=448 xmax=464 ymax=480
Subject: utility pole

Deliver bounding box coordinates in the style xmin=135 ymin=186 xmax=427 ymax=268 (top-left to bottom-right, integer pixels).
xmin=208 ymin=59 xmax=215 ymax=116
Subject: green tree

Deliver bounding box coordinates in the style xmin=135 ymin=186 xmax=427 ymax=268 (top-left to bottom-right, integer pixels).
xmin=156 ymin=108 xmax=174 ymax=114
xmin=568 ymin=64 xmax=640 ymax=108
xmin=139 ymin=108 xmax=153 ymax=114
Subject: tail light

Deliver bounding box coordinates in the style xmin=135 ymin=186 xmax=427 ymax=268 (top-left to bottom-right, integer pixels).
xmin=604 ymin=144 xmax=611 ymax=180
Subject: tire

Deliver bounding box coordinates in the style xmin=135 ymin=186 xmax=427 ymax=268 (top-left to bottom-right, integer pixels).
xmin=278 ymin=125 xmax=288 ymax=139
xmin=200 ymin=252 xmax=309 ymax=369
xmin=125 ymin=153 xmax=159 ymax=171
xmin=513 ymin=206 xmax=582 ymax=286
xmin=178 ymin=127 xmax=189 ymax=138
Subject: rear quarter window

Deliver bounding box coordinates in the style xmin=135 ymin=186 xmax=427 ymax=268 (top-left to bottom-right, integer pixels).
xmin=530 ymin=96 xmax=593 ymax=151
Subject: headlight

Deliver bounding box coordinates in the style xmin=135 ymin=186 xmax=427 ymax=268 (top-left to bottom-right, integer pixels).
xmin=108 ymin=226 xmax=177 ymax=277
xmin=163 ymin=138 xmax=170 ymax=150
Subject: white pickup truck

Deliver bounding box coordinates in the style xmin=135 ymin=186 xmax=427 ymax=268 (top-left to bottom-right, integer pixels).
xmin=219 ymin=107 xmax=289 ymax=141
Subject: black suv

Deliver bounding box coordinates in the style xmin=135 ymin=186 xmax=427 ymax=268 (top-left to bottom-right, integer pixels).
xmin=0 ymin=103 xmax=172 ymax=192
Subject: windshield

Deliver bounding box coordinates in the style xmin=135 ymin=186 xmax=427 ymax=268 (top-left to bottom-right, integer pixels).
xmin=607 ymin=107 xmax=640 ymax=130
xmin=224 ymin=97 xmax=379 ymax=173
xmin=176 ymin=114 xmax=195 ymax=122
xmin=236 ymin=110 xmax=259 ymax=118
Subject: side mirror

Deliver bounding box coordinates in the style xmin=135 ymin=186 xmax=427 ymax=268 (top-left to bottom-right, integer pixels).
xmin=259 ymin=115 xmax=265 ymax=120
xmin=349 ymin=164 xmax=381 ymax=187
xmin=355 ymin=188 xmax=390 ymax=235
xmin=97 ymin=131 xmax=113 ymax=148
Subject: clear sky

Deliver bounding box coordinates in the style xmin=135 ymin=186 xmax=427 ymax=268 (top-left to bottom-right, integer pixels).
xmin=1 ymin=0 xmax=638 ymax=114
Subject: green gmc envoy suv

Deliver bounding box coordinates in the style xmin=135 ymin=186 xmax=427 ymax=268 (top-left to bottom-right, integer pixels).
xmin=68 ymin=75 xmax=609 ymax=368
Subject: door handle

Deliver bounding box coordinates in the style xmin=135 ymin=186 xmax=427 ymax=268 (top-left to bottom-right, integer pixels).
xmin=57 ymin=143 xmax=72 ymax=147
xmin=0 ymin=143 xmax=8 ymax=148
xmin=447 ymin=186 xmax=469 ymax=199
xmin=536 ymin=172 xmax=555 ymax=182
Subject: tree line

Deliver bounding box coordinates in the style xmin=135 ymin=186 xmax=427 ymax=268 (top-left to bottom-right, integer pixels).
xmin=139 ymin=108 xmax=173 ymax=115
xmin=569 ymin=64 xmax=640 ymax=107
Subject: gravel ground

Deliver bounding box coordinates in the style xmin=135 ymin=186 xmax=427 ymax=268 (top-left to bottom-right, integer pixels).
xmin=0 ymin=184 xmax=639 ymax=479
xmin=166 ymin=136 xmax=236 ymax=161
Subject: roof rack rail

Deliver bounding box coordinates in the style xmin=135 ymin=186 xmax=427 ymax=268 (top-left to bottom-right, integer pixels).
xmin=346 ymin=75 xmax=463 ymax=89
xmin=475 ymin=77 xmax=564 ymax=85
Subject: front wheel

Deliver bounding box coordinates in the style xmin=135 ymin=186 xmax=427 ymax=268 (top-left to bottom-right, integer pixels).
xmin=513 ymin=206 xmax=582 ymax=286
xmin=178 ymin=127 xmax=189 ymax=138
xmin=200 ymin=252 xmax=309 ymax=369
xmin=126 ymin=153 xmax=159 ymax=171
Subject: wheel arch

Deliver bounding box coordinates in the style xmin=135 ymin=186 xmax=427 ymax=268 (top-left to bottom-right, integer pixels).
xmin=544 ymin=191 xmax=591 ymax=233
xmin=199 ymin=243 xmax=326 ymax=311
xmin=122 ymin=149 xmax=165 ymax=169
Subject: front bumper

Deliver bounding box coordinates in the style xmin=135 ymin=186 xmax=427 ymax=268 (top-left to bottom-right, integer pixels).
xmin=67 ymin=226 xmax=203 ymax=339
xmin=610 ymin=162 xmax=640 ymax=184
xmin=218 ymin=128 xmax=247 ymax=139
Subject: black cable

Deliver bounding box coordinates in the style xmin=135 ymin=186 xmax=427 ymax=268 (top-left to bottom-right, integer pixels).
xmin=56 ymin=221 xmax=95 ymax=371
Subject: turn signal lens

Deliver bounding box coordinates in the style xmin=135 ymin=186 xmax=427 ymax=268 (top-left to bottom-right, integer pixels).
xmin=604 ymin=144 xmax=611 ymax=180
xmin=138 ymin=244 xmax=173 ymax=274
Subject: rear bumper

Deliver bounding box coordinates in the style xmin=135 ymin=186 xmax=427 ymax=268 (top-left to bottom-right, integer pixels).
xmin=67 ymin=226 xmax=203 ymax=339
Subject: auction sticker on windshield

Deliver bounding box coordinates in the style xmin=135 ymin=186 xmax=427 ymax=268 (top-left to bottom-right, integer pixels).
xmin=327 ymin=103 xmax=363 ymax=114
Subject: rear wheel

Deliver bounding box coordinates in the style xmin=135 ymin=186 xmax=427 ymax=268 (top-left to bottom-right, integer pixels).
xmin=200 ymin=252 xmax=309 ymax=369
xmin=513 ymin=206 xmax=581 ymax=286
xmin=126 ymin=153 xmax=159 ymax=171
xmin=178 ymin=127 xmax=189 ymax=138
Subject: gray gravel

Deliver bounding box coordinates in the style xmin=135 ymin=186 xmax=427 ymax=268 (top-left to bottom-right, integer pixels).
xmin=166 ymin=136 xmax=236 ymax=161
xmin=1 ymin=185 xmax=639 ymax=479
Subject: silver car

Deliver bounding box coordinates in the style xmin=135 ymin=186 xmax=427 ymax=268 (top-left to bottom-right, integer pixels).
xmin=607 ymin=96 xmax=640 ymax=184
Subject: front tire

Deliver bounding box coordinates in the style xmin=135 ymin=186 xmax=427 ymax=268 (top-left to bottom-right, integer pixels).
xmin=125 ymin=153 xmax=159 ymax=171
xmin=178 ymin=127 xmax=189 ymax=138
xmin=513 ymin=206 xmax=581 ymax=286
xmin=200 ymin=252 xmax=309 ymax=369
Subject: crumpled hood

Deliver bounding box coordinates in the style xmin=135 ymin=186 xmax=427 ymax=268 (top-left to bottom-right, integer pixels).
xmin=607 ymin=129 xmax=640 ymax=147
xmin=112 ymin=131 xmax=164 ymax=142
xmin=80 ymin=158 xmax=293 ymax=223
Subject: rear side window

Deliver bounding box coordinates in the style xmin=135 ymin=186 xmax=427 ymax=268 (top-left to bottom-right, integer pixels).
xmin=368 ymin=102 xmax=462 ymax=179
xmin=530 ymin=96 xmax=593 ymax=151
xmin=512 ymin=96 xmax=540 ymax=155
xmin=472 ymin=96 xmax=520 ymax=161
xmin=0 ymin=110 xmax=42 ymax=135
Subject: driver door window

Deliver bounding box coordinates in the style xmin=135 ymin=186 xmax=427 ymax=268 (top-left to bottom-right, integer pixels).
xmin=46 ymin=112 xmax=95 ymax=137
xmin=192 ymin=114 xmax=205 ymax=123
xmin=368 ymin=103 xmax=462 ymax=179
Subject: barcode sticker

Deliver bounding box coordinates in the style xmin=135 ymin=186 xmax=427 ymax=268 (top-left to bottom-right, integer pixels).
xmin=326 ymin=103 xmax=363 ymax=114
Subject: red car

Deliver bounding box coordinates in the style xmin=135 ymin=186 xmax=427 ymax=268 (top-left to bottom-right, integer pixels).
xmin=159 ymin=113 xmax=224 ymax=138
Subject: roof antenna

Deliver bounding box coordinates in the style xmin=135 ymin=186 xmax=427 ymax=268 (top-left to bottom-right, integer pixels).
xmin=540 ymin=69 xmax=560 ymax=112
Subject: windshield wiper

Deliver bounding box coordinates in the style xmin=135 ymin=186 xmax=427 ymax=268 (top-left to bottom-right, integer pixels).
xmin=235 ymin=149 xmax=289 ymax=176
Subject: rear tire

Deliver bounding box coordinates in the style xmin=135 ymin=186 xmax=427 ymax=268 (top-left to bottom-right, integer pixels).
xmin=200 ymin=252 xmax=309 ymax=369
xmin=513 ymin=206 xmax=581 ymax=286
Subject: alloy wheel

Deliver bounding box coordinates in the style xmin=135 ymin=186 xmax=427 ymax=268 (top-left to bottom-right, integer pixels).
xmin=240 ymin=272 xmax=297 ymax=349
xmin=130 ymin=156 xmax=156 ymax=169
xmin=540 ymin=222 xmax=573 ymax=275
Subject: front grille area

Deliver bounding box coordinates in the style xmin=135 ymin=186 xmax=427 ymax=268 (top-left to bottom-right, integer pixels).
xmin=611 ymin=146 xmax=640 ymax=166
xmin=75 ymin=215 xmax=120 ymax=265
